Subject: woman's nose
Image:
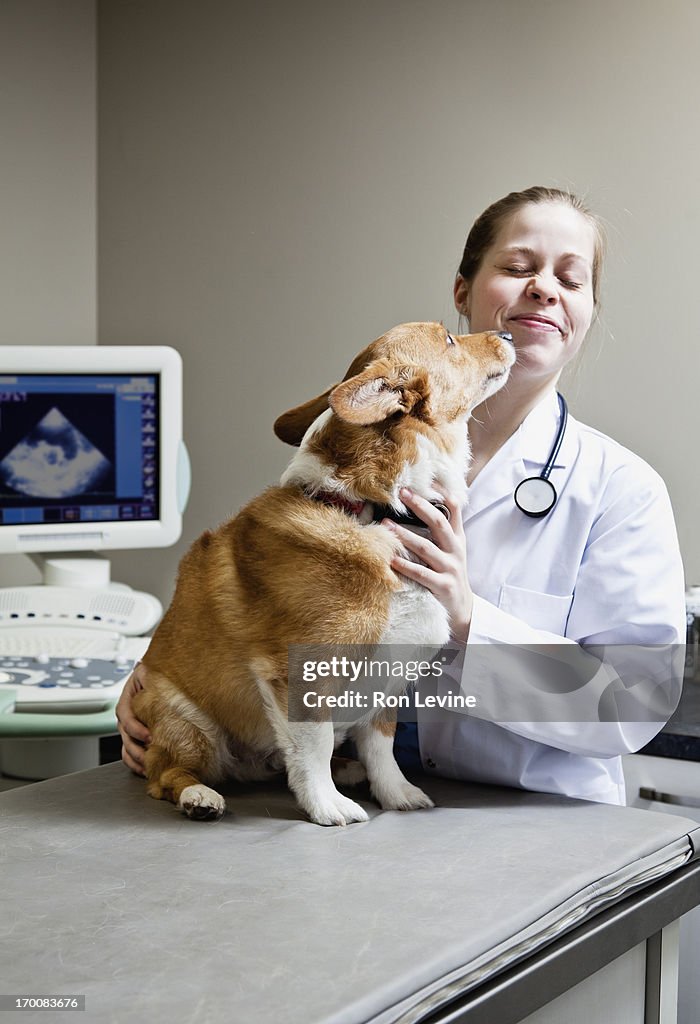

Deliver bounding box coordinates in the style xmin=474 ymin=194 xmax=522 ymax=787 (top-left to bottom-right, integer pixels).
xmin=526 ymin=275 xmax=558 ymax=304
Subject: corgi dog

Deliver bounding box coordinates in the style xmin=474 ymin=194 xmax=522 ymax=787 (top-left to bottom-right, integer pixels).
xmin=132 ymin=322 xmax=514 ymax=825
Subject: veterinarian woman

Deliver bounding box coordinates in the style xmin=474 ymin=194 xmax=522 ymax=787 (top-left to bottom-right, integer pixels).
xmin=116 ymin=185 xmax=685 ymax=806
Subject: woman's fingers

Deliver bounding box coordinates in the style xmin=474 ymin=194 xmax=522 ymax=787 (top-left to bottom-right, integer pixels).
xmin=389 ymin=553 xmax=443 ymax=589
xmin=116 ymin=709 xmax=151 ymax=746
xmin=383 ymin=487 xmax=464 ymax=562
xmin=383 ymin=519 xmax=452 ymax=571
xmin=395 ymin=487 xmax=465 ymax=549
xmin=439 ymin=492 xmax=465 ymax=538
xmin=115 ymin=665 xmax=150 ymax=739
xmin=121 ymin=736 xmax=147 ymax=776
xmin=382 ymin=487 xmax=472 ymax=642
xmin=115 ymin=664 xmax=151 ymax=776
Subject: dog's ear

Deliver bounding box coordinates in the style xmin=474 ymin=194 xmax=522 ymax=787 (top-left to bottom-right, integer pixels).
xmin=273 ymin=388 xmax=335 ymax=446
xmin=273 ymin=342 xmax=380 ymax=444
xmin=273 ymin=343 xmax=413 ymax=443
xmin=329 ymin=361 xmax=426 ymax=425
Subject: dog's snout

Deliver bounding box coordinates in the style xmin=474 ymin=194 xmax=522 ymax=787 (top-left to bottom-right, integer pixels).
xmin=496 ymin=331 xmax=514 ymax=344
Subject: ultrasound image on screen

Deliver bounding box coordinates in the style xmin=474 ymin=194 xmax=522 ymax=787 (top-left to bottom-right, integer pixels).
xmin=0 ymin=394 xmax=116 ymax=504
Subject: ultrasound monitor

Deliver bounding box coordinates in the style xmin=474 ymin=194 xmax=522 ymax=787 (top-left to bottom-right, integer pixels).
xmin=0 ymin=346 xmax=190 ymax=587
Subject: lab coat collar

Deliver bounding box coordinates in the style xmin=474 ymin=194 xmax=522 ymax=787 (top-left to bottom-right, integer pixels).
xmin=464 ymin=389 xmax=570 ymax=522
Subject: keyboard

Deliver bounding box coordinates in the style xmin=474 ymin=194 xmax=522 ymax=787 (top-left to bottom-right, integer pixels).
xmin=0 ymin=628 xmax=150 ymax=706
xmin=1 ymin=629 xmax=117 ymax=659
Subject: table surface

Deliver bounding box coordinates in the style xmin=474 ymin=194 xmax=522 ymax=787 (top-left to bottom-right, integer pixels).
xmin=1 ymin=763 xmax=699 ymax=1024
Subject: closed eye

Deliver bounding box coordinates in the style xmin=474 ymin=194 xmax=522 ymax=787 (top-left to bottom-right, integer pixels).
xmin=504 ymin=266 xmax=583 ymax=290
xmin=446 ymin=333 xmax=456 ymax=347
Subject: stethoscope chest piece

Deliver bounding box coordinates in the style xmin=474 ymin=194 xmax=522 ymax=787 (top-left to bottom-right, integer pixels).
xmin=513 ymin=391 xmax=568 ymax=519
xmin=514 ymin=476 xmax=558 ymax=518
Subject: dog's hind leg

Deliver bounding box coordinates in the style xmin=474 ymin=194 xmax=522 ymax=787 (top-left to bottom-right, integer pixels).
xmin=145 ymin=745 xmax=227 ymax=821
xmin=330 ymin=755 xmax=367 ymax=787
xmin=252 ymin=668 xmax=369 ymax=826
xmin=135 ymin=689 xmax=228 ymax=821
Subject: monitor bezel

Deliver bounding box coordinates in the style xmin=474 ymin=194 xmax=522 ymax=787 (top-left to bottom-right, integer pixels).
xmin=0 ymin=346 xmax=184 ymax=554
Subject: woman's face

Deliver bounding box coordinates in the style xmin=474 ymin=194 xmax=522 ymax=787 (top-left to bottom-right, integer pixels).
xmin=455 ymin=202 xmax=596 ymax=382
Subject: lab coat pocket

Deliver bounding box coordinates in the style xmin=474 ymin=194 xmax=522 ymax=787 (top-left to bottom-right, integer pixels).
xmin=498 ymin=583 xmax=573 ymax=636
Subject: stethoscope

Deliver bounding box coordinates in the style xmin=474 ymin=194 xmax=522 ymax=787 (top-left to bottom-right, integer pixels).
xmin=513 ymin=392 xmax=568 ymax=518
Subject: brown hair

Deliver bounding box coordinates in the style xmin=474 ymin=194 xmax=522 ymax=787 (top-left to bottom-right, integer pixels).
xmin=457 ymin=186 xmax=606 ymax=309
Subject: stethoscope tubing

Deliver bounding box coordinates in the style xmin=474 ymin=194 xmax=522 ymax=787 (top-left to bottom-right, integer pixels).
xmin=541 ymin=392 xmax=568 ymax=483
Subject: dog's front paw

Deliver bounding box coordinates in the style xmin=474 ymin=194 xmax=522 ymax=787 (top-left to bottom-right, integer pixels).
xmin=375 ymin=781 xmax=434 ymax=812
xmin=306 ymin=790 xmax=370 ymax=827
xmin=178 ymin=784 xmax=226 ymax=821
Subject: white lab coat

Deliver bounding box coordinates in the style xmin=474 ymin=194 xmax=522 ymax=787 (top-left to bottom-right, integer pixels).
xmin=417 ymin=389 xmax=686 ymax=805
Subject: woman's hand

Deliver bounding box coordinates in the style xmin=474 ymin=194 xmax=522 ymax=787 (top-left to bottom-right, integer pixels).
xmin=382 ymin=487 xmax=473 ymax=643
xmin=115 ymin=663 xmax=151 ymax=776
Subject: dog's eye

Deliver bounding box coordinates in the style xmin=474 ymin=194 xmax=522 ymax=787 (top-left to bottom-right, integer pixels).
xmin=446 ymin=333 xmax=456 ymax=347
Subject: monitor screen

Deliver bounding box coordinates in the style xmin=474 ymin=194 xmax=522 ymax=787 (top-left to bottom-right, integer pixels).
xmin=0 ymin=347 xmax=187 ymax=555
xmin=0 ymin=373 xmax=159 ymax=528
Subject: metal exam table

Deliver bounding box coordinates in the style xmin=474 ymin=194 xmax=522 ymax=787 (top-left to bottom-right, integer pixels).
xmin=1 ymin=764 xmax=699 ymax=1024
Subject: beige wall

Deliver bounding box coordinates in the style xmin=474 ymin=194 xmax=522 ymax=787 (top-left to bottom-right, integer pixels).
xmin=0 ymin=0 xmax=96 ymax=586
xmin=0 ymin=0 xmax=96 ymax=348
xmin=98 ymin=0 xmax=700 ymax=603
xmin=3 ymin=0 xmax=700 ymax=600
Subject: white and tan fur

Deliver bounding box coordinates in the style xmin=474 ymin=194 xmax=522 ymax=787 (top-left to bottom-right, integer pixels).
xmin=133 ymin=322 xmax=514 ymax=825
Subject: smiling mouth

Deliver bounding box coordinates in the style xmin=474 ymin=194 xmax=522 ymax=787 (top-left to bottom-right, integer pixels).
xmin=510 ymin=316 xmax=562 ymax=332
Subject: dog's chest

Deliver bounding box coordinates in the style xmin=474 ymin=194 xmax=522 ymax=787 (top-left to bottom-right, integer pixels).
xmin=381 ymin=580 xmax=451 ymax=648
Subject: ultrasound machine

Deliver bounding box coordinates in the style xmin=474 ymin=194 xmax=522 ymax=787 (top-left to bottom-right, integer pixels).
xmin=0 ymin=346 xmax=190 ymax=779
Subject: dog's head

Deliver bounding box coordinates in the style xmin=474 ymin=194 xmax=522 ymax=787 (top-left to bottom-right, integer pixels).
xmin=274 ymin=322 xmax=515 ymax=446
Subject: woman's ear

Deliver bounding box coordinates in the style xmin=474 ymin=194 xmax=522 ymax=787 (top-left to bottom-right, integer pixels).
xmin=453 ymin=274 xmax=470 ymax=319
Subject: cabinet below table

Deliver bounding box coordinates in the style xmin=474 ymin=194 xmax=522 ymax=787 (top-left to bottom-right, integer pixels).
xmin=623 ymin=754 xmax=700 ymax=1024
